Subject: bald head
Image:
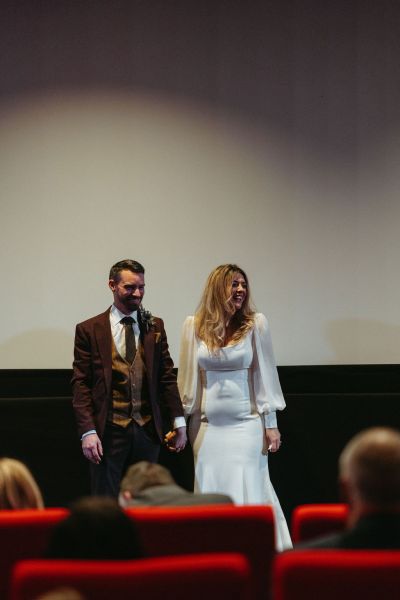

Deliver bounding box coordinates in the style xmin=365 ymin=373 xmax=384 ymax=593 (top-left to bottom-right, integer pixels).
xmin=339 ymin=427 xmax=400 ymax=509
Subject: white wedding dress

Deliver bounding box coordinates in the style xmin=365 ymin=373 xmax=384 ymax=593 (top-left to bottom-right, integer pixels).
xmin=178 ymin=314 xmax=292 ymax=551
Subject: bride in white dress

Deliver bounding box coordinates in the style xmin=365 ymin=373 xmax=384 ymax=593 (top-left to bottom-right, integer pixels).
xmin=178 ymin=264 xmax=292 ymax=550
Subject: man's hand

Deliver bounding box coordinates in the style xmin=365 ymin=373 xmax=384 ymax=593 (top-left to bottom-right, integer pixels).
xmin=164 ymin=426 xmax=187 ymax=453
xmin=173 ymin=426 xmax=187 ymax=452
xmin=82 ymin=433 xmax=103 ymax=464
xmin=265 ymin=427 xmax=281 ymax=453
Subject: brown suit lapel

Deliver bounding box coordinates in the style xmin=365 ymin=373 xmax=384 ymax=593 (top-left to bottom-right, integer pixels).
xmin=94 ymin=308 xmax=113 ymax=397
xmin=141 ymin=325 xmax=155 ymax=385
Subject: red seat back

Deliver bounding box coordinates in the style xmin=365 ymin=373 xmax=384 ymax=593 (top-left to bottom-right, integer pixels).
xmin=0 ymin=508 xmax=68 ymax=600
xmin=291 ymin=503 xmax=348 ymax=543
xmin=126 ymin=504 xmax=275 ymax=600
xmin=11 ymin=554 xmax=251 ymax=600
xmin=273 ymin=550 xmax=400 ymax=600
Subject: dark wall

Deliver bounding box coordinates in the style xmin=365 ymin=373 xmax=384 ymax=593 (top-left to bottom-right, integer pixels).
xmin=1 ymin=366 xmax=399 ymax=523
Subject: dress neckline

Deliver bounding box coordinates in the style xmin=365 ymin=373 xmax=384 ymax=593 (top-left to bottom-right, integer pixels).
xmin=200 ymin=329 xmax=251 ymax=349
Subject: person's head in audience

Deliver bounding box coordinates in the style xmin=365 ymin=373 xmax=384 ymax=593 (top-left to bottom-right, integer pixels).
xmin=0 ymin=457 xmax=44 ymax=509
xmin=35 ymin=588 xmax=86 ymax=600
xmin=295 ymin=427 xmax=400 ymax=549
xmin=46 ymin=496 xmax=142 ymax=559
xmin=119 ymin=461 xmax=174 ymax=506
xmin=119 ymin=461 xmax=232 ymax=507
xmin=339 ymin=426 xmax=400 ymax=525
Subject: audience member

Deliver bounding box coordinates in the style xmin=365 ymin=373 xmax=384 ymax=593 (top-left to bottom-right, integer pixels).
xmin=35 ymin=589 xmax=86 ymax=600
xmin=119 ymin=461 xmax=233 ymax=507
xmin=46 ymin=496 xmax=142 ymax=559
xmin=298 ymin=427 xmax=400 ymax=548
xmin=0 ymin=457 xmax=44 ymax=509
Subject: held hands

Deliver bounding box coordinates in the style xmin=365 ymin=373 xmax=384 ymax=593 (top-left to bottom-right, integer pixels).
xmin=164 ymin=426 xmax=187 ymax=453
xmin=265 ymin=427 xmax=282 ymax=453
xmin=82 ymin=433 xmax=103 ymax=464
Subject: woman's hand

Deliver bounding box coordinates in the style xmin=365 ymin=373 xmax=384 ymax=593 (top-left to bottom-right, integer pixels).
xmin=164 ymin=427 xmax=187 ymax=453
xmin=265 ymin=427 xmax=281 ymax=453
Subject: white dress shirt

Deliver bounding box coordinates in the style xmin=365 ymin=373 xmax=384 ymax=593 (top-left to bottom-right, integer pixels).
xmin=110 ymin=304 xmax=140 ymax=356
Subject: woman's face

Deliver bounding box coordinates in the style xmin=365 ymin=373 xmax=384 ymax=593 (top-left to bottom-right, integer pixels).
xmin=229 ymin=272 xmax=247 ymax=312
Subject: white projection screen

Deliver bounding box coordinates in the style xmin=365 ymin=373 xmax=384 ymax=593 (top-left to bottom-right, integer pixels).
xmin=0 ymin=1 xmax=399 ymax=368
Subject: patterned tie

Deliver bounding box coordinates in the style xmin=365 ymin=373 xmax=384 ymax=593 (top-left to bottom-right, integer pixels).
xmin=121 ymin=316 xmax=136 ymax=363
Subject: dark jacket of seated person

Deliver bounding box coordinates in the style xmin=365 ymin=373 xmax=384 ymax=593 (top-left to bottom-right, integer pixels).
xmin=299 ymin=511 xmax=400 ymax=549
xmin=296 ymin=427 xmax=400 ymax=550
xmin=118 ymin=461 xmax=233 ymax=508
xmin=46 ymin=497 xmax=142 ymax=559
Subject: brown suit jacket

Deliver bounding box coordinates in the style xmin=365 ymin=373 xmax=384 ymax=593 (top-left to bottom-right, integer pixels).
xmin=71 ymin=308 xmax=184 ymax=442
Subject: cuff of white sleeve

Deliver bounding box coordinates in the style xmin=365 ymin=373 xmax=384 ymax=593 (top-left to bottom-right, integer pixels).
xmin=173 ymin=416 xmax=186 ymax=429
xmin=81 ymin=429 xmax=96 ymax=440
xmin=264 ymin=412 xmax=277 ymax=428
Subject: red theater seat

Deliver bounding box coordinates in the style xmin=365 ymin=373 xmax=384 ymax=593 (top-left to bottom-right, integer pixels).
xmin=291 ymin=503 xmax=348 ymax=543
xmin=10 ymin=553 xmax=251 ymax=600
xmin=126 ymin=504 xmax=275 ymax=600
xmin=0 ymin=508 xmax=68 ymax=600
xmin=273 ymin=550 xmax=400 ymax=600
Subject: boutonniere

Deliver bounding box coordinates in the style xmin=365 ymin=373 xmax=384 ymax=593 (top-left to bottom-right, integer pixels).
xmin=139 ymin=306 xmax=156 ymax=333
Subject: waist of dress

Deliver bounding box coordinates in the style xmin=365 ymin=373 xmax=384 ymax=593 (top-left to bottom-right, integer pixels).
xmin=199 ymin=367 xmax=251 ymax=386
xmin=200 ymin=367 xmax=251 ymax=372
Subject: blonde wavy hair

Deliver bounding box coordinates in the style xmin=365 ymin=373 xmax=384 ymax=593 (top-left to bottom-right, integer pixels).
xmin=195 ymin=264 xmax=255 ymax=353
xmin=0 ymin=458 xmax=44 ymax=509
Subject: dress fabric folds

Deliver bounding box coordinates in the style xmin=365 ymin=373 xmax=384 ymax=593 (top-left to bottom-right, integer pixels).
xmin=178 ymin=314 xmax=292 ymax=551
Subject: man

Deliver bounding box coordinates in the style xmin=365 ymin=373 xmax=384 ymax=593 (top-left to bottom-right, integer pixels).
xmin=118 ymin=461 xmax=233 ymax=507
xmin=72 ymin=259 xmax=186 ymax=497
xmin=298 ymin=427 xmax=400 ymax=548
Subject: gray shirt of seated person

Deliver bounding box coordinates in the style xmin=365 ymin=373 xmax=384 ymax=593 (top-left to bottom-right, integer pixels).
xmin=123 ymin=482 xmax=233 ymax=507
xmin=118 ymin=460 xmax=232 ymax=508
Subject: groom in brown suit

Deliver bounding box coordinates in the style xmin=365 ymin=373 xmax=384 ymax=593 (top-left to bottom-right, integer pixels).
xmin=72 ymin=259 xmax=187 ymax=497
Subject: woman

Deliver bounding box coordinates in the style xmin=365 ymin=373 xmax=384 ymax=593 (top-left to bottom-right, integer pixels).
xmin=178 ymin=264 xmax=292 ymax=550
xmin=0 ymin=457 xmax=44 ymax=509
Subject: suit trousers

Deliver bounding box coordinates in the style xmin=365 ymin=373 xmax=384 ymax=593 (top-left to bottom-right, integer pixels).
xmin=90 ymin=420 xmax=160 ymax=497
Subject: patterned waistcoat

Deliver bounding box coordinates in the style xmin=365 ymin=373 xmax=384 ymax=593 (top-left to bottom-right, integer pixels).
xmin=109 ymin=338 xmax=152 ymax=428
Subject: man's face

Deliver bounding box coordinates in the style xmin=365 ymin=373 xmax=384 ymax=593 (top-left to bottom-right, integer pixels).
xmin=109 ymin=269 xmax=145 ymax=315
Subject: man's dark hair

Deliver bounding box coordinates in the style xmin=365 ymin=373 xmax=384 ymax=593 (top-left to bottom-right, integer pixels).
xmin=45 ymin=497 xmax=142 ymax=560
xmin=109 ymin=259 xmax=145 ymax=281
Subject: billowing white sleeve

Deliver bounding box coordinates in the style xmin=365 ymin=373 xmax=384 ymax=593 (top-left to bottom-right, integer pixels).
xmin=252 ymin=313 xmax=286 ymax=419
xmin=177 ymin=316 xmax=200 ymax=416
